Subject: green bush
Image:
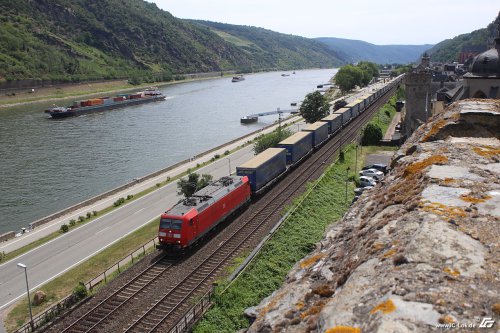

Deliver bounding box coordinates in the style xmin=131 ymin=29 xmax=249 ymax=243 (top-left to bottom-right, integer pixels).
xmin=73 ymin=283 xmax=88 ymax=301
xmin=86 ymin=212 xmax=91 ymax=219
xmin=253 ymin=128 xmax=292 ymax=154
xmin=92 ymin=211 xmax=98 ymax=216
xmin=60 ymin=224 xmax=69 ymax=233
xmin=126 ymin=194 xmax=134 ymax=200
xmin=361 ymin=123 xmax=383 ymax=145
xmin=69 ymin=219 xmax=76 ymax=227
xmin=78 ymin=216 xmax=85 ymax=223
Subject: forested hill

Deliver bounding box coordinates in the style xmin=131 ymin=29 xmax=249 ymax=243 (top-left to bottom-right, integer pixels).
xmin=315 ymin=37 xmax=432 ymax=64
xmin=425 ymin=22 xmax=495 ymax=62
xmin=0 ymin=0 xmax=343 ymax=83
xmin=187 ymin=20 xmax=344 ymax=69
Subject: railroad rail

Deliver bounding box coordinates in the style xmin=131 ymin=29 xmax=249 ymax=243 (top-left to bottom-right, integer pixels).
xmin=53 ymin=79 xmax=401 ymax=333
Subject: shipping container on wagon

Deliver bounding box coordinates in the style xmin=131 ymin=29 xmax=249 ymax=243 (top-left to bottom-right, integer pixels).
xmin=236 ymin=148 xmax=287 ymax=192
xmin=278 ymin=131 xmax=313 ymax=164
xmin=302 ymin=121 xmax=328 ymax=147
xmin=158 ymin=175 xmax=251 ymax=249
xmin=320 ymin=113 xmax=342 ymax=134
xmin=345 ymin=99 xmax=362 ymax=118
xmin=335 ymin=107 xmax=352 ymax=126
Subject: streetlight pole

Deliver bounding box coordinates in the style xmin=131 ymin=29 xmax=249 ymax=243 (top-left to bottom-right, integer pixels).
xmin=227 ymin=157 xmax=231 ymax=176
xmin=17 ymin=263 xmax=34 ymax=331
xmin=345 ymin=166 xmax=350 ymax=207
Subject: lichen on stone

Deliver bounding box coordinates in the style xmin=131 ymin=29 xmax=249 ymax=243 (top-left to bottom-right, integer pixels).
xmin=370 ymin=299 xmax=397 ymax=315
xmin=325 ymin=326 xmax=361 ymax=333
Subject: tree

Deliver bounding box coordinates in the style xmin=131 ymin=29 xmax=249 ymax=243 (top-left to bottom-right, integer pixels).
xmin=177 ymin=173 xmax=213 ymax=198
xmin=299 ymin=91 xmax=329 ymax=123
xmin=361 ymin=123 xmax=383 ymax=145
xmin=253 ymin=128 xmax=292 ymax=154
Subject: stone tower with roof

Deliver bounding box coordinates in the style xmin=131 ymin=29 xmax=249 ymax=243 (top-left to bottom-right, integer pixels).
xmin=403 ymin=53 xmax=432 ymax=138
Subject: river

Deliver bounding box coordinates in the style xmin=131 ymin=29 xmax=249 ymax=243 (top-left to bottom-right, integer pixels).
xmin=0 ymin=68 xmax=337 ymax=234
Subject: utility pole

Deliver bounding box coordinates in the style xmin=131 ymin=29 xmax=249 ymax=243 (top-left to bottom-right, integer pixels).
xmin=345 ymin=166 xmax=350 ymax=206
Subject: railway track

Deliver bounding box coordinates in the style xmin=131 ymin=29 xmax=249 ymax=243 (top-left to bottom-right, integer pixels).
xmin=60 ymin=255 xmax=177 ymax=333
xmin=57 ymin=82 xmax=400 ymax=333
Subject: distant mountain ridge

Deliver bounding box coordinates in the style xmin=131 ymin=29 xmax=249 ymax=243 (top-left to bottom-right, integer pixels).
xmin=315 ymin=37 xmax=433 ymax=64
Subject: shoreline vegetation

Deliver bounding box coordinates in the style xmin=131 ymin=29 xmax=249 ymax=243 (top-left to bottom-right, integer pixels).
xmin=0 ymin=73 xmax=230 ymax=110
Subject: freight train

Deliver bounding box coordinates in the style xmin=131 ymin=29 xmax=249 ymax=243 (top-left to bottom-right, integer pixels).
xmin=158 ymin=75 xmax=403 ymax=249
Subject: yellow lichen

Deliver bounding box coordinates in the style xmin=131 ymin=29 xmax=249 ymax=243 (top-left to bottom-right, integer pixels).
xmin=438 ymin=315 xmax=456 ymax=324
xmin=258 ymin=292 xmax=284 ymax=316
xmin=370 ymin=299 xmax=397 ymax=315
xmin=300 ymin=253 xmax=325 ymax=269
xmin=403 ymin=155 xmax=448 ymax=178
xmin=382 ymin=248 xmax=397 ymax=258
xmin=473 ymin=146 xmax=500 ymax=158
xmin=371 ymin=242 xmax=385 ymax=251
xmin=444 ymin=267 xmax=460 ymax=277
xmin=422 ymin=119 xmax=447 ymax=142
xmin=460 ymin=194 xmax=491 ymax=204
xmin=300 ymin=300 xmax=326 ymax=319
xmin=325 ymin=326 xmax=361 ymax=333
xmin=442 ymin=177 xmax=455 ymax=185
xmin=295 ymin=301 xmax=305 ymax=311
xmin=420 ymin=202 xmax=466 ymax=220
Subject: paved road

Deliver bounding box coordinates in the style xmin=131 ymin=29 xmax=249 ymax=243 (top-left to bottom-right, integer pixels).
xmin=0 ymin=79 xmax=388 ymax=316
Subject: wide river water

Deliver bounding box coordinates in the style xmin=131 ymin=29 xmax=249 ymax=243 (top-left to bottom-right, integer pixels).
xmin=0 ymin=69 xmax=337 ymax=234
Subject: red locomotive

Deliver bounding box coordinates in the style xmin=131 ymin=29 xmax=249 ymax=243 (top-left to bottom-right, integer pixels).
xmin=158 ymin=176 xmax=251 ymax=249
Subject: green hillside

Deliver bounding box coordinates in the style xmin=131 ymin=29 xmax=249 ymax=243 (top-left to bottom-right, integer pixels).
xmin=0 ymin=0 xmax=342 ymax=83
xmin=188 ymin=20 xmax=344 ymax=70
xmin=426 ymin=21 xmax=496 ymax=62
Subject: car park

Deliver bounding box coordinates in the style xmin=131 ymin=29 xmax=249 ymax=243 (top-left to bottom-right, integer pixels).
xmin=362 ymin=163 xmax=389 ymax=175
xmin=359 ymin=168 xmax=384 ymax=180
xmin=359 ymin=176 xmax=377 ymax=187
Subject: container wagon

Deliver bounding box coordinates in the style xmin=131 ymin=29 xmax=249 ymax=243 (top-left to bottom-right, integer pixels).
xmin=302 ymin=121 xmax=329 ymax=147
xmin=335 ymin=107 xmax=352 ymax=127
xmin=158 ymin=176 xmax=251 ymax=249
xmin=346 ymin=99 xmax=362 ymax=118
xmin=320 ymin=113 xmax=342 ymax=134
xmin=236 ymin=148 xmax=287 ymax=192
xmin=278 ymin=131 xmax=313 ymax=164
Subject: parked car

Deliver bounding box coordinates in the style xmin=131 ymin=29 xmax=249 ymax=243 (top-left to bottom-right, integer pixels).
xmin=362 ymin=163 xmax=389 ymax=175
xmin=395 ymin=123 xmax=401 ymax=132
xmin=359 ymin=168 xmax=384 ymax=180
xmin=359 ymin=176 xmax=377 ymax=187
xmin=354 ymin=186 xmax=373 ymax=196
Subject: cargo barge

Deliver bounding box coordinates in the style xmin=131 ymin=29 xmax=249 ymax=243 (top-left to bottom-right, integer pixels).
xmin=45 ymin=88 xmax=166 ymax=119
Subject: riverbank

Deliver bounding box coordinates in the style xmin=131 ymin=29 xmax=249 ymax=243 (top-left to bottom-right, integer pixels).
xmin=0 ymin=72 xmax=231 ymax=109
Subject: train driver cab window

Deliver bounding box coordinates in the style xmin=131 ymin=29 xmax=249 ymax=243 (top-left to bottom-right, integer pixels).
xmin=160 ymin=218 xmax=183 ymax=230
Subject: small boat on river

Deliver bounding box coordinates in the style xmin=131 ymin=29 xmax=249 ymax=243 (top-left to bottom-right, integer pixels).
xmin=231 ymin=75 xmax=245 ymax=82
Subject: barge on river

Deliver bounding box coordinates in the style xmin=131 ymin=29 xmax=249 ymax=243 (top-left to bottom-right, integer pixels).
xmin=45 ymin=88 xmax=166 ymax=119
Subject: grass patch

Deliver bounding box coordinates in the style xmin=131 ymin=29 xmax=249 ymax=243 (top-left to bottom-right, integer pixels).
xmin=193 ymin=144 xmax=359 ymax=333
xmin=4 ymin=218 xmax=159 ymax=332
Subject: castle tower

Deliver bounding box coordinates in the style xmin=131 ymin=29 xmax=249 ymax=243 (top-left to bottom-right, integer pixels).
xmin=403 ymin=54 xmax=432 ymax=137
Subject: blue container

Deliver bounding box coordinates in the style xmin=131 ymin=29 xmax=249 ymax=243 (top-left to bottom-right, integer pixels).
xmin=335 ymin=107 xmax=352 ymax=126
xmin=320 ymin=113 xmax=342 ymax=134
xmin=278 ymin=131 xmax=313 ymax=164
xmin=236 ymin=148 xmax=286 ymax=192
xmin=302 ymin=121 xmax=328 ymax=147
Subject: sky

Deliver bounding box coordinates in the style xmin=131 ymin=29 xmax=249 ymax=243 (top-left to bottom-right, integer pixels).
xmin=151 ymin=0 xmax=498 ymax=45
